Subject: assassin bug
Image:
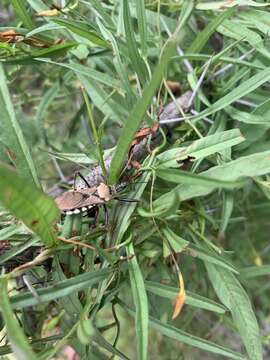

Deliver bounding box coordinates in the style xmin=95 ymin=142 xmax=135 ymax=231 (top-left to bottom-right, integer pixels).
xmin=55 ymin=172 xmax=136 ymax=225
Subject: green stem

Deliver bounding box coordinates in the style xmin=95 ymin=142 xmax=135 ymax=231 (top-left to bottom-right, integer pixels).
xmin=82 ymin=88 xmax=108 ymax=179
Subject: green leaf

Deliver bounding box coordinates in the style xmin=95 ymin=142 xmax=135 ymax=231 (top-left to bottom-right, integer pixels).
xmin=97 ymin=18 xmax=136 ymax=106
xmin=135 ymin=0 xmax=147 ymax=55
xmin=189 ymin=244 xmax=238 ymax=274
xmin=108 ymin=39 xmax=176 ymax=184
xmin=187 ymin=7 xmax=234 ymax=53
xmin=123 ymin=0 xmax=148 ymax=85
xmin=0 ymin=162 xmax=59 ymax=247
xmin=226 ymin=106 xmax=270 ymax=124
xmin=156 ymin=168 xmax=246 ymax=189
xmin=36 ymin=83 xmax=60 ymax=137
xmin=193 ymin=67 xmax=270 ymax=122
xmin=156 ymin=129 xmax=245 ymax=168
xmin=25 ymin=0 xmax=46 ymax=12
xmin=145 ymin=281 xmax=226 ymax=314
xmin=119 ymin=300 xmax=245 ymax=360
xmin=218 ymin=19 xmax=270 ymax=60
xmin=219 ymin=191 xmax=234 ymax=237
xmin=240 ymin=265 xmax=270 ymax=278
xmin=53 ymin=18 xmax=110 ymax=49
xmin=196 ymin=0 xmax=269 ymax=10
xmin=110 ymin=171 xmax=151 ymax=245
xmin=127 ymin=241 xmax=149 ymax=360
xmin=81 ymin=0 xmax=115 ymax=28
xmin=11 ymin=0 xmax=35 ymax=29
xmin=206 ymin=264 xmax=262 ymax=360
xmin=93 ymin=330 xmax=130 ymax=360
xmin=0 ymin=278 xmax=38 ymax=360
xmin=162 ymin=226 xmax=189 ymax=255
xmin=0 ymin=64 xmax=40 ymax=187
xmin=0 ymin=237 xmax=39 ymax=265
xmin=37 ymin=59 xmax=122 ymax=90
xmin=174 ymin=53 xmax=264 ymax=70
xmin=154 ymin=150 xmax=270 ymax=206
xmin=10 ymin=267 xmax=113 ymax=308
xmin=239 ymin=9 xmax=270 ymax=36
xmin=77 ymin=75 xmax=128 ymax=123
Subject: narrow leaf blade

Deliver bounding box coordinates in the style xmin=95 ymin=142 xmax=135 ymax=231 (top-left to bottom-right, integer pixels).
xmin=0 ymin=162 xmax=59 ymax=247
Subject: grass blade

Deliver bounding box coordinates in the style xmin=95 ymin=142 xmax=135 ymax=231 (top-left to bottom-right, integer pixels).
xmin=0 ymin=162 xmax=59 ymax=247
xmin=127 ymin=241 xmax=149 ymax=360
xmin=0 ymin=278 xmax=38 ymax=360
xmin=0 ymin=64 xmax=40 ymax=187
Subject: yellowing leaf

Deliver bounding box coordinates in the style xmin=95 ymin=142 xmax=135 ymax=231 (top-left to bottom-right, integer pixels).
xmin=172 ymin=273 xmax=186 ymax=320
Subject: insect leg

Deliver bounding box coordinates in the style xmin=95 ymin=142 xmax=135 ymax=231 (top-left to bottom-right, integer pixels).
xmin=73 ymin=171 xmax=91 ymax=189
xmin=103 ymin=204 xmax=109 ymax=226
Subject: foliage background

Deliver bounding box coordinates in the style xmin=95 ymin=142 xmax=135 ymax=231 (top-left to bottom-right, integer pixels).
xmin=0 ymin=0 xmax=270 ymax=359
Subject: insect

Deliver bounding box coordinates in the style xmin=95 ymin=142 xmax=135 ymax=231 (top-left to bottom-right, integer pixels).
xmin=55 ymin=187 xmax=104 ymax=215
xmin=55 ymin=172 xmax=134 ymax=224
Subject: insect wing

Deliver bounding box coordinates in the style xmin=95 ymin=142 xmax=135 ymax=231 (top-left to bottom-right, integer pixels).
xmin=55 ymin=191 xmax=87 ymax=211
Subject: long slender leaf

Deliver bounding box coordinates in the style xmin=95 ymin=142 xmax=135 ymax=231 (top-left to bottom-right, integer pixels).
xmin=187 ymin=7 xmax=234 ymax=53
xmin=156 ymin=168 xmax=246 ymax=189
xmin=37 ymin=59 xmax=122 ymax=90
xmin=240 ymin=265 xmax=270 ymax=278
xmin=119 ymin=300 xmax=245 ymax=360
xmin=53 ymin=18 xmax=110 ymax=49
xmin=135 ymin=0 xmax=147 ymax=55
xmin=0 ymin=64 xmax=40 ymax=187
xmin=145 ymin=281 xmax=226 ymax=314
xmin=154 ymin=150 xmax=270 ymax=207
xmin=11 ymin=0 xmax=35 ymax=29
xmin=123 ymin=0 xmax=148 ymax=85
xmin=0 ymin=162 xmax=59 ymax=247
xmin=218 ymin=19 xmax=270 ymax=60
xmin=206 ymin=264 xmax=262 ymax=360
xmin=193 ymin=67 xmax=270 ymax=122
xmin=10 ymin=267 xmax=113 ymax=308
xmin=0 ymin=278 xmax=38 ymax=360
xmin=108 ymin=39 xmax=176 ymax=184
xmin=127 ymin=241 xmax=148 ymax=360
xmin=156 ymin=129 xmax=245 ymax=168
